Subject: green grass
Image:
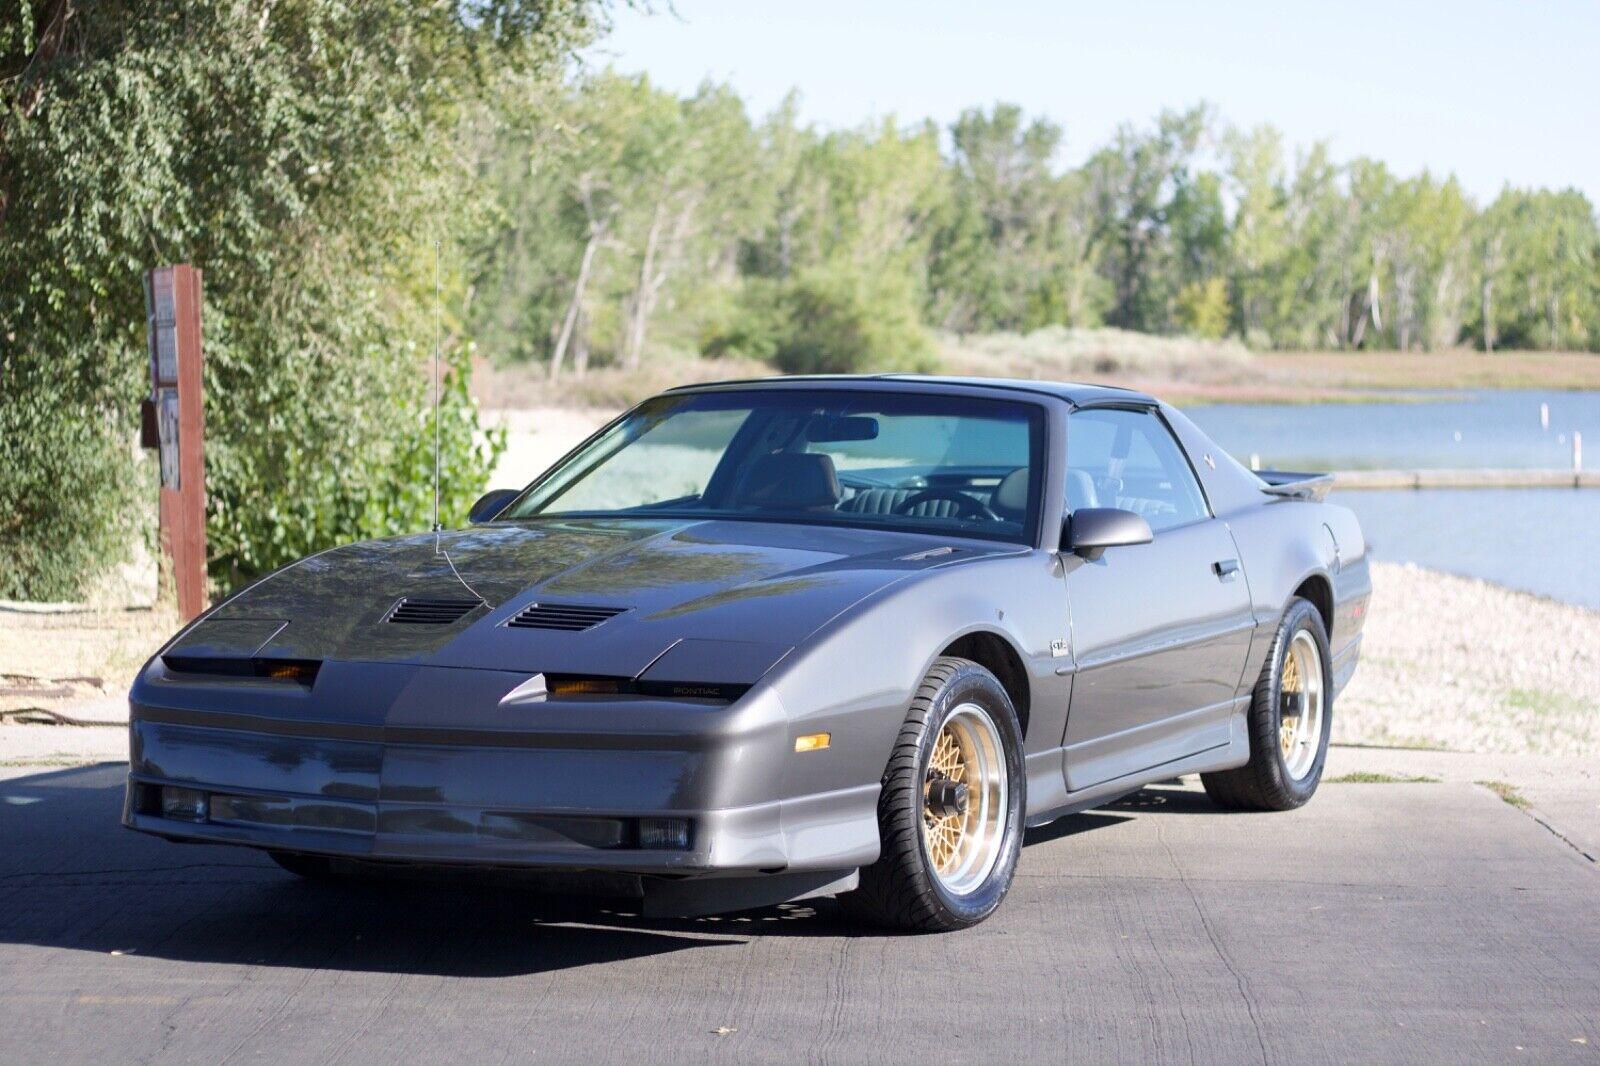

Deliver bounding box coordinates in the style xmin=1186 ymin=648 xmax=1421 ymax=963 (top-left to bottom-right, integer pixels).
xmin=1328 ymin=771 xmax=1441 ymax=784
xmin=1501 ymin=688 xmax=1588 ymax=718
xmin=1477 ymin=779 xmax=1531 ymax=809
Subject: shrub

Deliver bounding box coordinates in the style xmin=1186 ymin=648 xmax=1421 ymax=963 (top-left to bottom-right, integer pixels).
xmin=1177 ymin=278 xmax=1232 ymax=339
xmin=0 ymin=2 xmax=593 ymax=599
xmin=698 ymin=279 xmax=783 ymax=362
xmin=770 ymin=265 xmax=937 ymax=375
xmin=0 ymin=399 xmax=145 ymax=601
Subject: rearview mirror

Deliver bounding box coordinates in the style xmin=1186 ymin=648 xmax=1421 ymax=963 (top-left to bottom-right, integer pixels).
xmin=805 ymin=415 xmax=879 ymax=443
xmin=468 ymin=488 xmax=520 ymax=524
xmin=1061 ymin=508 xmax=1153 ymax=561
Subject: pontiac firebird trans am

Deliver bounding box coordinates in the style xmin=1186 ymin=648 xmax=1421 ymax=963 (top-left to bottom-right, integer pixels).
xmin=126 ymin=376 xmax=1370 ymax=931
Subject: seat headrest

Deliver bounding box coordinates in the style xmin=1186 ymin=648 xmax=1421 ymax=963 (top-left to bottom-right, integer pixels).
xmin=732 ymin=453 xmax=842 ymax=511
xmin=994 ymin=467 xmax=1031 ymax=519
xmin=1065 ymin=469 xmax=1099 ymax=512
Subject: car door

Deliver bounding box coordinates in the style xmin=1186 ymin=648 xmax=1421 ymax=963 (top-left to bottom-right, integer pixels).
xmin=1059 ymin=406 xmax=1254 ymax=792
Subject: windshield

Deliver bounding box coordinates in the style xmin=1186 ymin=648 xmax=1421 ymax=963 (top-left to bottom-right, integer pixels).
xmin=502 ymin=389 xmax=1046 ymax=544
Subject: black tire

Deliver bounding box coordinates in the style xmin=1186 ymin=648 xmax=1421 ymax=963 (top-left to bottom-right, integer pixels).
xmin=268 ymin=850 xmax=339 ymax=881
xmin=1201 ymin=597 xmax=1332 ymax=811
xmin=840 ymin=656 xmax=1026 ymax=932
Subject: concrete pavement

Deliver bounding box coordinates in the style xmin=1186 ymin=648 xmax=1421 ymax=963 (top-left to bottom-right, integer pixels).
xmin=0 ymin=762 xmax=1596 ymax=1063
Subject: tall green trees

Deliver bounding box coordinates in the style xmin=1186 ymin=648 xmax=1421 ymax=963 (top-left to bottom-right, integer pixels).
xmin=472 ymin=84 xmax=1599 ymax=378
xmin=928 ymin=105 xmax=1082 ymax=332
xmin=1470 ymin=189 xmax=1598 ymax=351
xmin=2 ymin=0 xmax=600 ymax=598
xmin=1083 ymin=107 xmax=1211 ymax=335
xmin=474 ymin=78 xmax=944 ymax=376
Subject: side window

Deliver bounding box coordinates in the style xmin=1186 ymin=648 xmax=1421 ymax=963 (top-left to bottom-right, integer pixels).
xmin=1066 ymin=409 xmax=1209 ymax=532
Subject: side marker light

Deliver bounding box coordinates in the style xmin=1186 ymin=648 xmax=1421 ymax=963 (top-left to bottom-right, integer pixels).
xmin=794 ymin=733 xmax=831 ymax=753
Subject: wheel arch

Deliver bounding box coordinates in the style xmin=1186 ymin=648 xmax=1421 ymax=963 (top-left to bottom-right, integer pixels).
xmin=1292 ymin=571 xmax=1335 ymax=641
xmin=937 ymin=629 xmax=1032 ymax=740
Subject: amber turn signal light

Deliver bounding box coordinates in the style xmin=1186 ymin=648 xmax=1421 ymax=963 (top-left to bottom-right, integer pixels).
xmin=794 ymin=732 xmax=831 ymax=753
xmin=547 ymin=676 xmax=623 ymax=697
xmin=262 ymin=661 xmax=318 ymax=684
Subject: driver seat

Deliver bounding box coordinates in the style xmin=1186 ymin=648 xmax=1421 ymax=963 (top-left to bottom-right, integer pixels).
xmin=731 ymin=453 xmax=842 ymax=511
xmin=839 ymin=487 xmax=968 ymax=518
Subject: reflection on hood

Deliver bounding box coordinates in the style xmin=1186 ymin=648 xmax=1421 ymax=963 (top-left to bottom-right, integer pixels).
xmin=193 ymin=518 xmax=1017 ymax=670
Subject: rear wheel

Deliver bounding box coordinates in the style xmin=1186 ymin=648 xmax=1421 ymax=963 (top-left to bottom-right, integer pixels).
xmin=840 ymin=657 xmax=1025 ymax=932
xmin=1202 ymin=597 xmax=1332 ymax=811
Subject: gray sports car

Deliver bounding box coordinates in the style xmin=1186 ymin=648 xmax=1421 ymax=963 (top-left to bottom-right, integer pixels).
xmin=126 ymin=376 xmax=1369 ymax=931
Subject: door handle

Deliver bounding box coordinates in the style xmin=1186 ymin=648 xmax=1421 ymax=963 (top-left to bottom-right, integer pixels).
xmin=1212 ymin=558 xmax=1240 ymax=580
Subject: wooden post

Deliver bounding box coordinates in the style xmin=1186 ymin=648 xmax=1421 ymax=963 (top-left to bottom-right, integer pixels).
xmin=144 ymin=265 xmax=209 ymax=620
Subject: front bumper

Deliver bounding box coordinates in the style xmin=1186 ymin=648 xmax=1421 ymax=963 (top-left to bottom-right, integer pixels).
xmin=124 ymin=661 xmax=880 ymax=890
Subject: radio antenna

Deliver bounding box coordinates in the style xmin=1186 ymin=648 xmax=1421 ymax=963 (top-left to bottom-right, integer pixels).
xmin=429 ymin=240 xmax=490 ymax=607
xmin=432 ymin=240 xmax=443 ymax=538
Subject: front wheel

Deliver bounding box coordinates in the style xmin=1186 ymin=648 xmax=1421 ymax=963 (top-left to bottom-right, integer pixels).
xmin=840 ymin=657 xmax=1026 ymax=932
xmin=1202 ymin=596 xmax=1332 ymax=811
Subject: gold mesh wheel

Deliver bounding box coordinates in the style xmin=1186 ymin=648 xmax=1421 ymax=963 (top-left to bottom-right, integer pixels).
xmin=1277 ymin=629 xmax=1325 ymax=781
xmin=921 ymin=704 xmax=1008 ymax=896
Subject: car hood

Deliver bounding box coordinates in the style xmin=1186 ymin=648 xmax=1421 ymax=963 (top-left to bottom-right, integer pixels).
xmin=171 ymin=518 xmax=1018 ymax=680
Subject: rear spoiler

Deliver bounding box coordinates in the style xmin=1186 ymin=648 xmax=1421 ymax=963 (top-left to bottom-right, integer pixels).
xmin=1257 ymin=470 xmax=1334 ymax=502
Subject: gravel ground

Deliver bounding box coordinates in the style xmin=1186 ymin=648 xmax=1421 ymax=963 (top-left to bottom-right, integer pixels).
xmin=1338 ymin=561 xmax=1600 ymax=755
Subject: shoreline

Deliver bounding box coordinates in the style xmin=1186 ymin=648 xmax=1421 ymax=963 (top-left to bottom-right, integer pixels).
xmin=1337 ymin=561 xmax=1600 ymax=757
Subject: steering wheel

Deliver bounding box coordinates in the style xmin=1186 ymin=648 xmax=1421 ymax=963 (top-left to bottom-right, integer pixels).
xmin=893 ymin=488 xmax=996 ymax=521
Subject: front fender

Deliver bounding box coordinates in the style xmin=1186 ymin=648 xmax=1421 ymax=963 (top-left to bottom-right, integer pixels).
xmin=761 ymin=551 xmax=1071 ymax=819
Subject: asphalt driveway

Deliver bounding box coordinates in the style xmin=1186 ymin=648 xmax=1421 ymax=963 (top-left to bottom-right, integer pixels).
xmin=1 ymin=763 xmax=1595 ymax=1064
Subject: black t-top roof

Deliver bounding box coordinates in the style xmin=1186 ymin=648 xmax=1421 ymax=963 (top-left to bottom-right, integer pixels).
xmin=664 ymin=373 xmax=1158 ymax=408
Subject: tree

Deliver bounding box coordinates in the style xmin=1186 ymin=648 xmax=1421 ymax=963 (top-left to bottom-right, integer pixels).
xmin=1083 ymin=106 xmax=1211 ymax=334
xmin=1279 ymin=143 xmax=1361 ymax=349
xmin=477 ymin=86 xmax=1600 ymax=366
xmin=927 ymin=104 xmax=1075 ymax=332
xmin=1474 ymin=189 xmax=1598 ymax=350
xmin=1 ymin=0 xmax=600 ymax=597
xmin=615 ymin=81 xmax=760 ymax=369
xmin=1223 ymin=125 xmax=1289 ymax=343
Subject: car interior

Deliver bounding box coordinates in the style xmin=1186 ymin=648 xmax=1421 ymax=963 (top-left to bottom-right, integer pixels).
xmin=512 ymin=393 xmax=1206 ymax=543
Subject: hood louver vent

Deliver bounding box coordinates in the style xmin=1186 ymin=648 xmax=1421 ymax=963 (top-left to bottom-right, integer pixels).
xmin=384 ymin=597 xmax=481 ymax=625
xmin=506 ymin=602 xmax=628 ymax=632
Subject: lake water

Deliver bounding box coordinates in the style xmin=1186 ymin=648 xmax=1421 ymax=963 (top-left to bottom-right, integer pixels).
xmin=1186 ymin=389 xmax=1599 ymax=470
xmin=1182 ymin=392 xmax=1600 ymax=610
xmin=1330 ymin=488 xmax=1600 ymax=610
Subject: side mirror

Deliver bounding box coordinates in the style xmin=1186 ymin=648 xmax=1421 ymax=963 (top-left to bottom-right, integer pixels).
xmin=1061 ymin=508 xmax=1153 ymax=561
xmin=468 ymin=488 xmax=519 ymax=525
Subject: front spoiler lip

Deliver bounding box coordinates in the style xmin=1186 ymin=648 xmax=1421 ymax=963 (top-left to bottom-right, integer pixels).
xmin=124 ymin=795 xmax=868 ymax=918
xmin=123 ymin=811 xmax=717 ymax=874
